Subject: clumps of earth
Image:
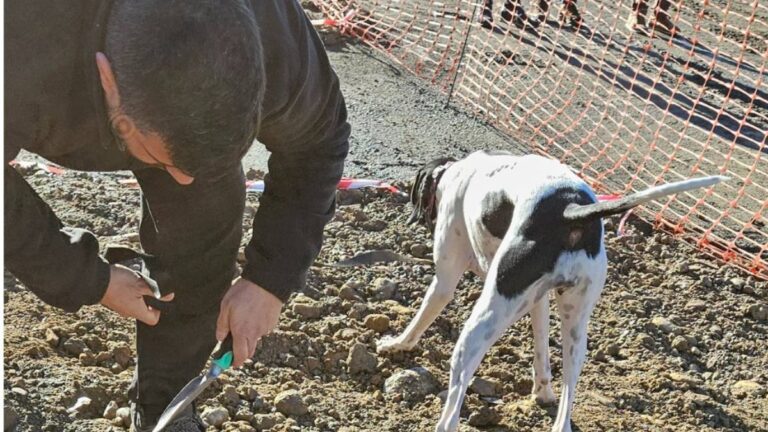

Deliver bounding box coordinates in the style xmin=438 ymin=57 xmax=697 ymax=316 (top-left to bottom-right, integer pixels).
xmin=4 ymin=164 xmax=767 ymax=432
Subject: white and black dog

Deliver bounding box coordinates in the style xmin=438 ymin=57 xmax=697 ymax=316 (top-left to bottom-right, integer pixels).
xmin=377 ymin=150 xmax=725 ymax=432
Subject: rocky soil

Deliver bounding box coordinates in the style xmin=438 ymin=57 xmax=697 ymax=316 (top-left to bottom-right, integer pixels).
xmin=4 ymin=164 xmax=768 ymax=432
xmin=5 ymin=7 xmax=768 ymax=431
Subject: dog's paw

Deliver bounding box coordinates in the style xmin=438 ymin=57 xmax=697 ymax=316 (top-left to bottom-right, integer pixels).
xmin=532 ymin=387 xmax=557 ymax=407
xmin=376 ymin=335 xmax=412 ymax=353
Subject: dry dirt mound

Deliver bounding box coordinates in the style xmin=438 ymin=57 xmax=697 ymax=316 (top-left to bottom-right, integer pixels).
xmin=4 ymin=166 xmax=767 ymax=432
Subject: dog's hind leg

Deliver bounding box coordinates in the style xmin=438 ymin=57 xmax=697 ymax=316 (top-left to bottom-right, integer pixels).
xmin=436 ymin=286 xmax=531 ymax=432
xmin=531 ymin=295 xmax=557 ymax=405
xmin=377 ymin=220 xmax=471 ymax=354
xmin=550 ymin=271 xmax=605 ymax=432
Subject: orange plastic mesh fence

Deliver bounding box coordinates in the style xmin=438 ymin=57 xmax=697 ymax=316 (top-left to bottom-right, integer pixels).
xmin=312 ymin=0 xmax=768 ymax=279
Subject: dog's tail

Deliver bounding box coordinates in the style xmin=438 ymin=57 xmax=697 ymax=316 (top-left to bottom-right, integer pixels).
xmin=563 ymin=176 xmax=728 ymax=223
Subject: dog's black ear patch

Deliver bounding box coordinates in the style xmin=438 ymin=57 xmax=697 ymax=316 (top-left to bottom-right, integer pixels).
xmin=481 ymin=191 xmax=514 ymax=239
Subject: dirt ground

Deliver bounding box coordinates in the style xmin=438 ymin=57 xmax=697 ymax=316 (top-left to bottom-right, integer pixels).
xmin=4 ymin=12 xmax=768 ymax=432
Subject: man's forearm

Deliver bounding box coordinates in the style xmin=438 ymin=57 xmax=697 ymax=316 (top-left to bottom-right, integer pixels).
xmin=5 ymin=164 xmax=110 ymax=311
xmin=242 ymin=135 xmax=348 ymax=301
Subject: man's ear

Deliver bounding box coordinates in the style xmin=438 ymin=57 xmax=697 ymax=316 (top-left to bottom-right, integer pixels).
xmin=96 ymin=52 xmax=120 ymax=111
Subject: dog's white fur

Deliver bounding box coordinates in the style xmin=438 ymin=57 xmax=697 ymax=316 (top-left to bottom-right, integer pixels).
xmin=377 ymin=150 xmax=725 ymax=432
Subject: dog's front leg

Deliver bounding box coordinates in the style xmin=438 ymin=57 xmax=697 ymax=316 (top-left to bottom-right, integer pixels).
xmin=531 ymin=295 xmax=557 ymax=405
xmin=436 ymin=288 xmax=527 ymax=432
xmin=377 ymin=219 xmax=470 ymax=354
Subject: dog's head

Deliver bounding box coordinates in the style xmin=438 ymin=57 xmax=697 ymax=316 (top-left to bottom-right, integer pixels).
xmin=407 ymin=157 xmax=456 ymax=231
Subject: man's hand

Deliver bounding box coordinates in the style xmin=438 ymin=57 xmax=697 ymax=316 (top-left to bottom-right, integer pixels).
xmin=216 ymin=277 xmax=283 ymax=368
xmin=100 ymin=264 xmax=175 ymax=326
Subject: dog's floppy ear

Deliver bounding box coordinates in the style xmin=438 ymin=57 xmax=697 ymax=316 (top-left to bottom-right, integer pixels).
xmin=407 ymin=157 xmax=457 ymax=228
xmin=407 ymin=167 xmax=428 ymax=225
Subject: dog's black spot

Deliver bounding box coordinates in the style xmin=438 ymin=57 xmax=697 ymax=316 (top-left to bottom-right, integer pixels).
xmin=481 ymin=191 xmax=514 ymax=239
xmin=486 ymin=164 xmax=516 ymax=178
xmin=495 ymin=188 xmax=602 ymax=299
xmin=481 ymin=149 xmax=514 ymax=157
xmin=570 ymin=327 xmax=580 ymax=342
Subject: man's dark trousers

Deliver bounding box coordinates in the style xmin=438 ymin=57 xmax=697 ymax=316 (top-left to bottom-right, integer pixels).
xmin=129 ymin=167 xmax=245 ymax=420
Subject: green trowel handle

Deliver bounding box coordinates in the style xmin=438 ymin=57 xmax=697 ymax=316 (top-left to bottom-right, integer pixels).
xmin=211 ymin=333 xmax=234 ymax=370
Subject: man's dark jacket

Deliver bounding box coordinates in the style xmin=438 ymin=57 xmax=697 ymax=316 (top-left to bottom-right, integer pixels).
xmin=5 ymin=0 xmax=351 ymax=312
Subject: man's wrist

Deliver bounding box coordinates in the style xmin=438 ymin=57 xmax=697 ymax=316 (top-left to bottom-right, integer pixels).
xmin=237 ymin=276 xmax=285 ymax=305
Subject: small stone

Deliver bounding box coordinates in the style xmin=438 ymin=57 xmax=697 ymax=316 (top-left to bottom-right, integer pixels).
xmin=651 ymin=316 xmax=678 ymax=334
xmin=672 ymin=335 xmax=690 ymax=352
xmin=384 ymin=367 xmax=440 ymax=402
xmin=11 ymin=387 xmax=27 ymax=397
xmin=292 ymin=302 xmax=323 ymax=319
xmin=66 ymin=396 xmax=92 ymax=416
xmin=347 ymin=303 xmax=368 ymax=320
xmin=339 ymin=285 xmax=361 ymax=301
xmin=112 ymin=344 xmax=133 ymax=368
xmin=252 ymin=413 xmax=282 ymax=430
xmin=235 ymin=409 xmax=255 ymax=422
xmin=221 ymin=384 xmax=240 ymax=406
xmin=347 ymin=343 xmax=378 ymax=374
xmin=45 ymin=328 xmax=60 ymax=347
xmin=730 ymin=277 xmax=745 ymax=290
xmin=202 ymin=406 xmax=230 ymax=427
xmin=110 ymin=363 xmax=124 ymax=374
xmin=606 ymin=343 xmax=621 ymax=356
xmin=732 ymin=380 xmax=765 ymax=398
xmin=668 ymin=372 xmax=702 ymax=386
xmin=334 ymin=328 xmax=358 ymax=341
xmin=240 ymin=386 xmax=259 ymax=402
xmin=62 ymin=338 xmax=88 ymax=356
xmin=684 ymin=299 xmax=707 ymax=312
xmin=305 ymin=356 xmax=321 ymax=371
xmin=251 ymin=395 xmax=268 ymax=413
xmin=103 ymin=401 xmax=118 ymax=419
xmin=635 ymin=333 xmax=654 ymax=346
xmin=363 ymin=314 xmax=390 ymax=333
xmin=95 ymin=351 xmax=113 ymax=364
xmin=410 ymin=243 xmax=429 ymax=258
xmin=468 ymin=406 xmax=501 ymax=427
xmin=745 ymin=304 xmax=768 ymax=321
xmin=116 ymin=407 xmax=131 ymax=427
xmin=372 ymin=278 xmax=397 ymax=300
xmin=274 ymin=390 xmax=308 ymax=416
xmin=469 ymin=377 xmax=501 ymax=397
xmin=79 ymin=351 xmax=96 ymax=367
xmin=360 ymin=219 xmax=387 ymax=232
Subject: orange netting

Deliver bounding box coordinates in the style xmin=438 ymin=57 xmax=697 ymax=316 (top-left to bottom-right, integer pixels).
xmin=312 ymin=0 xmax=768 ymax=280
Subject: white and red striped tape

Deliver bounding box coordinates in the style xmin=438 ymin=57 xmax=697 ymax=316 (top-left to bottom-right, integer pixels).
xmin=9 ymin=159 xmax=632 ymax=234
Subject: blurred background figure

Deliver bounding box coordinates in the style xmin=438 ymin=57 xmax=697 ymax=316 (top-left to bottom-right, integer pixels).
xmin=479 ymin=0 xmax=582 ymax=29
xmin=626 ymin=0 xmax=679 ymax=36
